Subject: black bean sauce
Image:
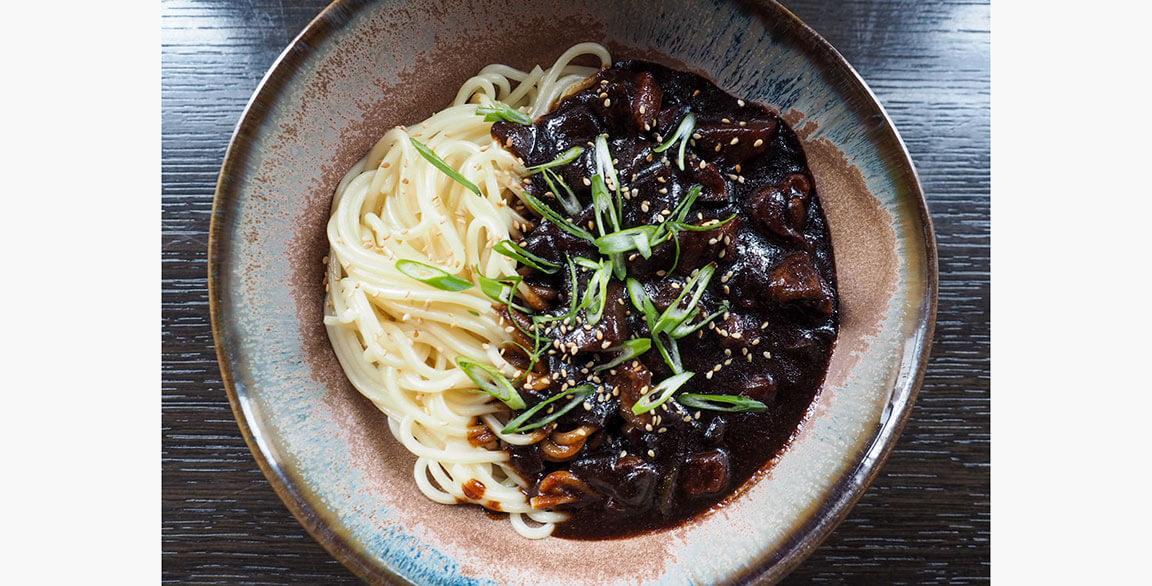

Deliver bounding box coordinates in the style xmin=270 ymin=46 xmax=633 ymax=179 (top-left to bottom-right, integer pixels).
xmin=491 ymin=61 xmax=838 ymax=539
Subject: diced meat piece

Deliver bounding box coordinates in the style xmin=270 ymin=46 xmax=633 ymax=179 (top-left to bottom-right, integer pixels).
xmin=703 ymin=417 xmax=727 ymax=446
xmin=783 ymin=173 xmax=813 ymax=228
xmin=680 ymin=449 xmax=730 ymax=497
xmin=693 ymin=120 xmax=777 ymax=165
xmin=675 ymin=216 xmax=739 ymax=275
xmin=749 ymin=185 xmax=802 ymax=245
xmin=654 ymin=104 xmax=690 ymax=139
xmin=539 ymin=104 xmax=602 ymax=153
xmin=766 ymin=252 xmax=835 ymax=315
xmin=686 ymin=154 xmax=729 ymax=201
xmin=740 ymin=373 xmax=778 ymax=403
xmin=556 ymin=281 xmax=630 ymax=352
xmin=492 ymin=120 xmax=535 ymax=158
xmin=570 ymin=455 xmax=658 ymax=508
xmin=630 ymin=72 xmax=662 ymax=132
xmin=608 ymin=359 xmax=655 ymax=429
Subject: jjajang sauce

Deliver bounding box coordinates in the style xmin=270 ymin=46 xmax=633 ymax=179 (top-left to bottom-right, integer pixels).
xmin=488 ymin=61 xmax=838 ymax=539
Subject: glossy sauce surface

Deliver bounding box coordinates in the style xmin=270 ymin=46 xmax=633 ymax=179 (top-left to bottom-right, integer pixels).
xmin=491 ymin=61 xmax=838 ymax=539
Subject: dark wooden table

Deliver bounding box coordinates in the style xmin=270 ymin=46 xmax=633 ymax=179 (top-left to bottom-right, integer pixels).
xmin=162 ymin=0 xmax=989 ymax=582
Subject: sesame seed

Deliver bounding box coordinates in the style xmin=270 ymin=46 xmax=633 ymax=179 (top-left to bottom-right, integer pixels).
xmin=761 ymin=321 xmax=770 ymax=329
xmin=603 ymin=98 xmax=612 ymax=107
xmin=599 ymin=91 xmax=608 ymax=99
xmin=693 ymin=90 xmax=701 ymax=96
xmin=620 ymin=450 xmax=628 ymax=457
xmin=645 ymin=424 xmax=653 ymax=432
xmin=724 ymin=348 xmax=732 ymax=356
xmin=752 ymin=338 xmax=761 ymax=345
xmin=763 ymin=351 xmax=772 ymax=359
xmin=582 ymin=177 xmax=591 ymax=186
xmin=658 ymin=187 xmax=668 ymax=194
xmin=754 ymin=139 xmax=764 ymax=147
xmin=601 ymin=340 xmax=612 ymax=349
xmin=699 ymin=160 xmax=707 ymax=169
xmin=714 ymin=144 xmax=722 ymax=152
xmin=730 ymin=137 xmax=739 ymax=145
xmin=706 ymin=371 xmax=714 ymax=380
xmin=583 ymin=402 xmax=592 ymax=411
xmin=737 ymin=99 xmax=746 ymax=107
xmin=647 ymin=450 xmax=656 ymax=457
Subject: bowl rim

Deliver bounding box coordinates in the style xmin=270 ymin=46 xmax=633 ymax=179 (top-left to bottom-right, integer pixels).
xmin=207 ymin=0 xmax=938 ymax=583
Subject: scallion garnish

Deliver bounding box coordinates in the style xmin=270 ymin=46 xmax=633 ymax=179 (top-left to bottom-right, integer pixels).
xmin=594 ymin=134 xmax=620 ymax=191
xmin=456 ymin=358 xmax=526 ymax=409
xmin=582 ymin=260 xmax=613 ymax=325
xmin=395 ymin=259 xmax=474 ymax=291
xmin=539 ymin=168 xmax=582 ymax=215
xmin=670 ymin=184 xmax=702 ymax=224
xmin=501 ymin=385 xmax=595 ymax=433
xmin=476 ymin=272 xmax=534 ymax=314
xmin=652 ymin=112 xmax=696 ymax=171
xmin=669 ymin=213 xmax=738 ymax=232
xmin=668 ymin=302 xmax=729 ymax=339
xmin=475 ymin=102 xmax=533 ymax=125
xmin=632 ymin=371 xmax=695 ymax=415
xmin=626 ymin=278 xmax=659 ymax=325
xmin=652 ymin=332 xmax=684 ymax=373
xmin=594 ymin=225 xmax=662 ymax=257
xmin=516 ymin=188 xmax=594 ymax=241
xmin=494 ymin=240 xmax=561 ymax=274
xmin=677 ymin=393 xmax=768 ymax=413
xmin=409 ymin=137 xmax=482 ymax=195
xmin=594 ymin=338 xmax=652 ymax=372
xmin=590 ymin=174 xmax=622 ymax=236
xmin=527 ymin=146 xmax=585 ymax=174
xmin=653 ymin=264 xmax=716 ymax=335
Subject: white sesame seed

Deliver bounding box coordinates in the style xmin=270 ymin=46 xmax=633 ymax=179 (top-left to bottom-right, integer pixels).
xmin=754 ymin=138 xmax=764 ymax=147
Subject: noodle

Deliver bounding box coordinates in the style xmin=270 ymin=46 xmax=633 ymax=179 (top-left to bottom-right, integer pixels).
xmin=324 ymin=43 xmax=611 ymax=538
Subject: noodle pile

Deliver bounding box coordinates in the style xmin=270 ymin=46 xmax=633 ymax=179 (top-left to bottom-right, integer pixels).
xmin=323 ymin=43 xmax=611 ymax=538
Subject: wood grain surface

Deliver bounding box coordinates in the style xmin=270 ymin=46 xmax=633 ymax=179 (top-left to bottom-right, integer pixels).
xmin=161 ymin=0 xmax=990 ymax=582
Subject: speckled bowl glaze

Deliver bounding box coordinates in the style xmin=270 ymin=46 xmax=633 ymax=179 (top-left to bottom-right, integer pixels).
xmin=209 ymin=0 xmax=937 ymax=583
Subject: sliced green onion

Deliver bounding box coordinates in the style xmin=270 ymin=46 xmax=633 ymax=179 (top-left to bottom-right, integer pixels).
xmin=670 ymin=184 xmax=702 ymax=224
xmin=626 ymin=278 xmax=659 ymax=326
xmin=594 ymin=338 xmax=652 ymax=372
xmin=593 ymin=134 xmax=620 ymax=191
xmin=409 ymin=138 xmax=481 ymax=195
xmin=476 ymin=102 xmax=533 ymax=125
xmin=395 ymin=259 xmax=473 ymax=291
xmin=501 ymin=385 xmax=595 ymax=433
xmin=516 ymin=188 xmax=594 ymax=241
xmin=652 ymin=112 xmax=696 ymax=171
xmin=456 ymin=358 xmax=525 ymax=409
xmin=583 ymin=260 xmax=613 ymax=325
xmin=633 ymin=371 xmax=695 ymax=415
xmin=467 ymin=310 xmax=481 ymax=316
xmin=652 ymin=332 xmax=683 ymax=373
xmin=669 ymin=302 xmax=729 ymax=339
xmin=494 ymin=240 xmax=560 ymax=274
xmin=594 ymin=225 xmax=660 ymax=256
xmin=539 ymin=168 xmax=582 ymax=215
xmin=653 ymin=264 xmax=716 ymax=334
xmin=476 ymin=272 xmax=533 ymax=314
xmin=527 ymin=146 xmax=584 ymax=174
xmin=678 ymin=393 xmax=768 ymax=413
xmin=610 ymin=252 xmax=627 ymax=280
xmin=670 ymin=212 xmax=739 ymax=232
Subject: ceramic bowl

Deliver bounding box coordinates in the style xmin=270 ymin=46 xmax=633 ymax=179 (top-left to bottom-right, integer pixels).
xmin=209 ymin=0 xmax=937 ymax=583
